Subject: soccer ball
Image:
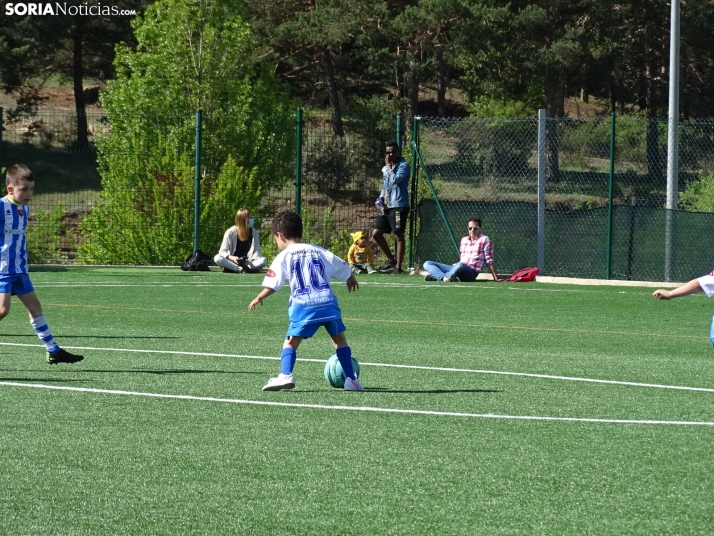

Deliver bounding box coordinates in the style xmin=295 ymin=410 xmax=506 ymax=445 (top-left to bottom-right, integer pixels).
xmin=323 ymin=354 xmax=360 ymax=388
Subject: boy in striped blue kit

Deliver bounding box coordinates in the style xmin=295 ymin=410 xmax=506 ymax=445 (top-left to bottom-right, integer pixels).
xmin=1 ymin=164 xmax=83 ymax=364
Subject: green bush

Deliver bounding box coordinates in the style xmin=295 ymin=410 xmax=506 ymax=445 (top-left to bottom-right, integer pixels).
xmin=256 ymin=205 xmax=352 ymax=263
xmin=78 ymin=0 xmax=295 ymax=264
xmin=345 ymin=96 xmax=406 ymax=166
xmin=27 ymin=203 xmax=68 ymax=263
xmin=302 ymin=134 xmax=358 ymax=198
xmin=679 ymin=171 xmax=714 ymax=212
xmin=451 ymin=118 xmax=534 ymax=181
xmin=466 ymin=96 xmax=538 ymax=118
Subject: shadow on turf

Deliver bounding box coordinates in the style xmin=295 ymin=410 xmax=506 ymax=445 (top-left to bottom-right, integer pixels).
xmin=76 ymin=368 xmax=265 ymax=375
xmin=1 ymin=368 xmax=264 ymax=376
xmin=0 ymin=334 xmax=180 ymax=339
xmin=0 ymin=377 xmax=94 ymax=383
xmin=31 ymin=271 xmax=172 ymax=276
xmin=366 ymin=387 xmax=502 ymax=394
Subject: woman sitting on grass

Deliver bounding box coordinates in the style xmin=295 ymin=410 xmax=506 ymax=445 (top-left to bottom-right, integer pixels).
xmin=214 ymin=208 xmax=267 ymax=273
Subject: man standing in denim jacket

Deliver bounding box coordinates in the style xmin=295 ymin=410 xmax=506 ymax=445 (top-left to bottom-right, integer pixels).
xmin=372 ymin=140 xmax=410 ymax=275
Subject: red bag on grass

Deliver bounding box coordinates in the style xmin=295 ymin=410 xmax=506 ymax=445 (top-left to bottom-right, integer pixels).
xmin=505 ymin=267 xmax=539 ymax=282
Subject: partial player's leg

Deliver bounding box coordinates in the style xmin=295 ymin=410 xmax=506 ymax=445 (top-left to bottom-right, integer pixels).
xmin=329 ymin=329 xmax=363 ymax=392
xmin=0 ymin=274 xmax=16 ymax=320
xmin=17 ymin=289 xmax=83 ymax=365
xmin=262 ymin=334 xmax=305 ymax=391
xmin=0 ymin=291 xmax=11 ymax=320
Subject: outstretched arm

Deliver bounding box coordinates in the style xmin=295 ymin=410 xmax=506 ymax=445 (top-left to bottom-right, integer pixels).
xmin=249 ymin=287 xmax=276 ymax=310
xmin=652 ymin=279 xmax=702 ymax=300
xmin=346 ymin=274 xmax=359 ymax=292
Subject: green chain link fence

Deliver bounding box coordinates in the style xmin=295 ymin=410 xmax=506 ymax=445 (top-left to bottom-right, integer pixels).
xmin=413 ymin=116 xmax=714 ymax=282
xmin=281 ymin=106 xmax=404 ymax=263
xmin=0 ymin=107 xmax=104 ymax=263
xmin=0 ymin=105 xmax=402 ymax=265
xmin=3 ymin=103 xmax=714 ymax=282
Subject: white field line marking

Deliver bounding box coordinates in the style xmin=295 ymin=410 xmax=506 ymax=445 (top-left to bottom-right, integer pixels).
xmin=32 ymin=282 xmax=441 ymax=289
xmin=0 ymin=381 xmax=711 ymax=426
xmin=2 ymin=342 xmax=713 ymax=394
xmin=33 ymin=283 xmax=266 ymax=288
xmin=31 ymin=281 xmax=576 ymax=291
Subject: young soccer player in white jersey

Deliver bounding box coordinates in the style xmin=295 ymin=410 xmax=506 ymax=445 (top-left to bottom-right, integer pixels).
xmin=248 ymin=210 xmax=364 ymax=391
xmin=1 ymin=164 xmax=83 ymax=364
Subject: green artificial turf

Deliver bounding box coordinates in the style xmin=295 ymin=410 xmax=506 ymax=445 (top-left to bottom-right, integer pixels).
xmin=1 ymin=269 xmax=713 ymax=534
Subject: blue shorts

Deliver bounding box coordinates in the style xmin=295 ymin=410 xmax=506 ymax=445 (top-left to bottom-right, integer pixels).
xmin=286 ymin=319 xmax=346 ymax=339
xmin=0 ymin=274 xmax=34 ymax=296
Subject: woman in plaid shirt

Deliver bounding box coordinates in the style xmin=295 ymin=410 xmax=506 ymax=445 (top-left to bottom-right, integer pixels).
xmin=423 ymin=218 xmax=502 ymax=282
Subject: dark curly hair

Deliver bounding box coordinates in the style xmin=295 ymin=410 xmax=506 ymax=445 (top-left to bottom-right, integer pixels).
xmin=272 ymin=210 xmax=303 ymax=240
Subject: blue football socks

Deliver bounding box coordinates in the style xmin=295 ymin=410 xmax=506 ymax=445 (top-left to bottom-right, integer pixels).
xmin=281 ymin=348 xmax=297 ymax=375
xmin=335 ymin=346 xmax=355 ymax=380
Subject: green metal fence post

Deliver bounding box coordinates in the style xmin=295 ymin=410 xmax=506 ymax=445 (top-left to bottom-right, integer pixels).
xmin=626 ymin=196 xmax=636 ymax=280
xmin=193 ymin=110 xmax=203 ymax=252
xmin=295 ymin=108 xmax=303 ymax=215
xmin=606 ymin=112 xmax=615 ymax=279
xmin=396 ymin=112 xmax=402 ymax=149
xmin=408 ymin=115 xmax=419 ymax=269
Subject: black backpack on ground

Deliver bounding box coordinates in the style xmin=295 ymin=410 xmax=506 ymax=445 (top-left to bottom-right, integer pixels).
xmin=181 ymin=250 xmax=212 ymax=271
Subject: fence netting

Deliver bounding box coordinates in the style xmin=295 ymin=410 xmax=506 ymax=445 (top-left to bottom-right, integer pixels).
xmin=270 ymin=108 xmax=394 ymax=261
xmin=0 ymin=108 xmax=104 ymax=263
xmin=413 ymin=116 xmax=714 ymax=282
xmin=4 ymin=105 xmax=714 ymax=282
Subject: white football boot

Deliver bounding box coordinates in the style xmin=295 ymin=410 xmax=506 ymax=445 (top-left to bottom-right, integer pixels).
xmin=262 ymin=373 xmax=296 ymax=391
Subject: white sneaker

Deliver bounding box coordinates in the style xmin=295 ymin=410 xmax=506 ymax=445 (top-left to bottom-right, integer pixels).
xmin=262 ymin=373 xmax=295 ymax=391
xmin=344 ymin=377 xmax=364 ymax=391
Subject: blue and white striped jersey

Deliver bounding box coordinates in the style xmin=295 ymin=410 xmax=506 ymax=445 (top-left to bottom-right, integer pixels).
xmin=1 ymin=196 xmax=30 ymax=275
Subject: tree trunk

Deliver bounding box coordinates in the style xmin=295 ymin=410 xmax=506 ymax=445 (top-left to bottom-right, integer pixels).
xmin=555 ymin=85 xmax=564 ymax=118
xmin=406 ymin=58 xmax=418 ymax=128
xmin=436 ymin=47 xmax=446 ymax=118
xmin=645 ymin=61 xmax=662 ymax=180
xmin=544 ymin=79 xmax=560 ymax=181
xmin=72 ymin=17 xmax=89 ymax=149
xmin=318 ymin=45 xmax=344 ymax=137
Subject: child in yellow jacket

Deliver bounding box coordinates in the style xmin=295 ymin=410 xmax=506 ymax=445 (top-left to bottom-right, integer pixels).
xmin=348 ymin=231 xmax=376 ymax=274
